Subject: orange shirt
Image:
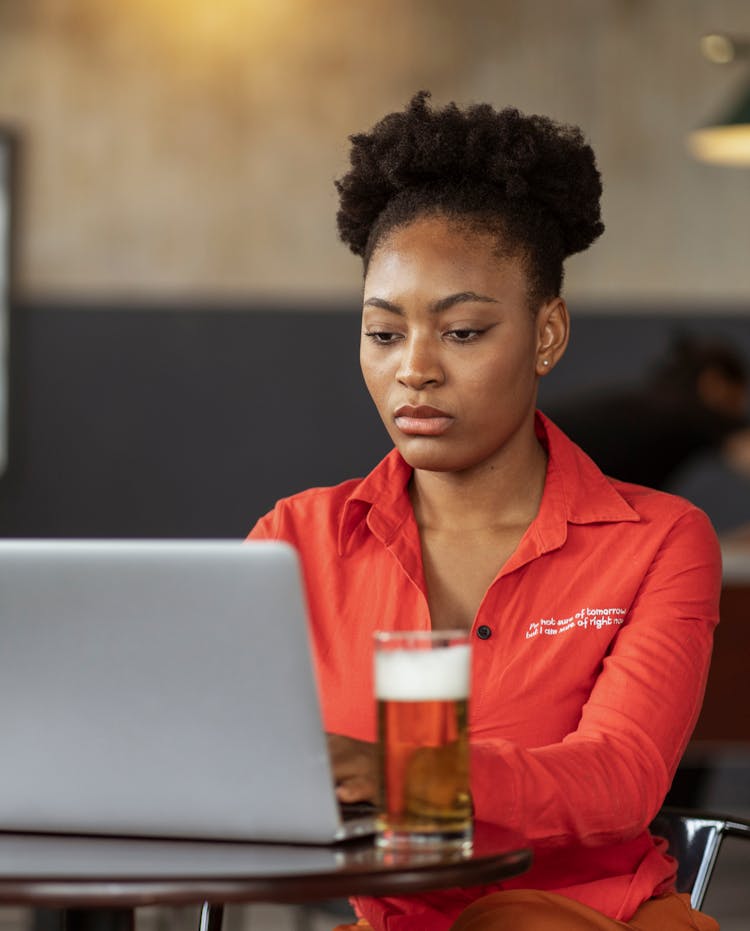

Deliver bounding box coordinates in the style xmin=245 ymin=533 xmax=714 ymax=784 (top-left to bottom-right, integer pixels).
xmin=248 ymin=413 xmax=721 ymax=931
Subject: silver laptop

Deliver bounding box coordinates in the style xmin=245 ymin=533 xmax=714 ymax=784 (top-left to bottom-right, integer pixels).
xmin=0 ymin=539 xmax=377 ymax=844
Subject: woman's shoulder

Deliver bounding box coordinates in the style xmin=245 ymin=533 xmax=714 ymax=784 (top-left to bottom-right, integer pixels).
xmin=609 ymin=475 xmax=711 ymax=520
xmin=544 ymin=410 xmax=718 ymax=541
xmin=247 ymin=475 xmax=364 ymax=542
xmin=248 ymin=449 xmax=409 ymax=544
xmin=606 ymin=475 xmax=720 ymax=559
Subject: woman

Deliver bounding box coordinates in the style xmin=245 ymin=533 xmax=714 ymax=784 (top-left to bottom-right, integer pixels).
xmin=249 ymin=92 xmax=720 ymax=931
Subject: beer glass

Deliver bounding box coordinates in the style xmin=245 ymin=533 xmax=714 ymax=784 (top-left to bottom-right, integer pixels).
xmin=374 ymin=629 xmax=472 ymax=849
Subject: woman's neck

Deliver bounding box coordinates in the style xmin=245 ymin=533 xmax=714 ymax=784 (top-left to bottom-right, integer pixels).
xmin=409 ymin=432 xmax=548 ymax=534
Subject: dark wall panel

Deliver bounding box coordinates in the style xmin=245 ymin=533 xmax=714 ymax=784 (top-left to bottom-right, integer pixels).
xmin=0 ymin=303 xmax=390 ymax=538
xmin=1 ymin=302 xmax=748 ymax=538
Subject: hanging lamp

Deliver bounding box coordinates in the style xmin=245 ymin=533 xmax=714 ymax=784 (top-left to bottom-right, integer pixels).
xmin=687 ymin=33 xmax=750 ymax=167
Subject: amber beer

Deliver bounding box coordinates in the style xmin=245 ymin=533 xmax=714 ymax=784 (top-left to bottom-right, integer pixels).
xmin=374 ymin=631 xmax=472 ymax=848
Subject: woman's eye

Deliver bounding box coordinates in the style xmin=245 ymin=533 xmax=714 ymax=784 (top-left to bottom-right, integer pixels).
xmin=364 ymin=331 xmax=402 ymax=344
xmin=446 ymin=328 xmax=483 ymax=342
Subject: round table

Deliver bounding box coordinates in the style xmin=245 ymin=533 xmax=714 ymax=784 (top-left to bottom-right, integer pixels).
xmin=0 ymin=822 xmax=531 ymax=929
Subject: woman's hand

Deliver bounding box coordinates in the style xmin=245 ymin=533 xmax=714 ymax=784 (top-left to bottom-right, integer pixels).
xmin=327 ymin=734 xmax=379 ymax=804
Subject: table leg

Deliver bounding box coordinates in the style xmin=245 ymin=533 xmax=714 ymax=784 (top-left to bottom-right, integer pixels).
xmin=198 ymin=903 xmax=224 ymax=931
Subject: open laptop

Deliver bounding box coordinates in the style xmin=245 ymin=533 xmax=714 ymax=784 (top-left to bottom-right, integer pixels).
xmin=0 ymin=539 xmax=377 ymax=844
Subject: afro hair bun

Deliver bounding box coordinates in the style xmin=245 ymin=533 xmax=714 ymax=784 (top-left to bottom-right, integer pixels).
xmin=335 ymin=91 xmax=604 ymax=261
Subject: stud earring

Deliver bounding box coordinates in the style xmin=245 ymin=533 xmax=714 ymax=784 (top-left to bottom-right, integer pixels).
xmin=542 ymin=359 xmax=550 ymax=367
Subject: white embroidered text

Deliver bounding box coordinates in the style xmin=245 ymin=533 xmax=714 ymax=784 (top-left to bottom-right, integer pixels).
xmin=525 ymin=607 xmax=626 ymax=640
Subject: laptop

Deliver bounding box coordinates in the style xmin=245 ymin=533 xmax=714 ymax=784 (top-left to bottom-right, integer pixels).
xmin=0 ymin=539 xmax=378 ymax=844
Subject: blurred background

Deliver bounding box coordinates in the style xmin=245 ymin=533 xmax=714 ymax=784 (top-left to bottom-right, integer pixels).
xmin=2 ymin=0 xmax=750 ymax=536
xmin=2 ymin=0 xmax=750 ymax=304
xmin=1 ymin=0 xmax=750 ymax=927
xmin=1 ymin=0 xmax=750 ymax=539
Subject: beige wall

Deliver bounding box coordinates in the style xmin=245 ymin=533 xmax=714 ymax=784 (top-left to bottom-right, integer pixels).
xmin=1 ymin=0 xmax=750 ymax=306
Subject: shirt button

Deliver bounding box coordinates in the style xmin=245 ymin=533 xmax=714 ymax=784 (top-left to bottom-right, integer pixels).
xmin=476 ymin=625 xmax=492 ymax=640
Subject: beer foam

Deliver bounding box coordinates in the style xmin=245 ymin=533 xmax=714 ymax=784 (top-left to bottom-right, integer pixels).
xmin=375 ymin=645 xmax=470 ymax=700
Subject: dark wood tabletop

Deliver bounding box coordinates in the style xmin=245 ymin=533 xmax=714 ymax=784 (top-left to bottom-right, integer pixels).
xmin=0 ymin=821 xmax=532 ymax=909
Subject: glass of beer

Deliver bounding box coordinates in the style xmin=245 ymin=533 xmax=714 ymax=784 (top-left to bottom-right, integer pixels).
xmin=374 ymin=629 xmax=472 ymax=849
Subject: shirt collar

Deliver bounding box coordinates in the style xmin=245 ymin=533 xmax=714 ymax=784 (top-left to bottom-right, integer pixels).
xmin=337 ymin=411 xmax=640 ymax=558
xmin=536 ymin=411 xmax=640 ymax=526
xmin=337 ymin=448 xmax=413 ymax=556
xmin=508 ymin=412 xmax=640 ymax=572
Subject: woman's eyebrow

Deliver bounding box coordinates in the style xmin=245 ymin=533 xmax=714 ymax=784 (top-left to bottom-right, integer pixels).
xmin=363 ymin=292 xmax=499 ymax=315
xmin=431 ymin=291 xmax=499 ymax=313
xmin=363 ymin=297 xmax=402 ymax=314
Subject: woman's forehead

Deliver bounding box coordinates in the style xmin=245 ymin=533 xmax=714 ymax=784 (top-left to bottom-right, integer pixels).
xmin=374 ymin=213 xmax=505 ymax=251
xmin=365 ymin=217 xmax=528 ymax=295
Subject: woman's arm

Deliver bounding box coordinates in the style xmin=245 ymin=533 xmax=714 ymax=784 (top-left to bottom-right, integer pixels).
xmin=249 ymin=509 xmax=380 ymax=804
xmin=471 ymin=506 xmax=721 ymax=847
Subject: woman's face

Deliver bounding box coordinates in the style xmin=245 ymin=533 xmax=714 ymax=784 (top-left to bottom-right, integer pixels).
xmin=360 ymin=215 xmax=567 ymax=474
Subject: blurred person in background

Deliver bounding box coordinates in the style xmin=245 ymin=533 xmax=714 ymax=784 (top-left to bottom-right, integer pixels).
xmin=547 ymin=334 xmax=750 ymax=537
xmin=546 ymin=333 xmax=749 ymax=490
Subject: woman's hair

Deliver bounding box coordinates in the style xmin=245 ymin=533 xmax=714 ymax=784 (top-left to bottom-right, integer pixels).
xmin=335 ymin=91 xmax=604 ymax=308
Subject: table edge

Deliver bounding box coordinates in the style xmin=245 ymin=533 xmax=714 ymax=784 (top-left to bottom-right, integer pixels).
xmin=0 ymin=848 xmax=533 ymax=908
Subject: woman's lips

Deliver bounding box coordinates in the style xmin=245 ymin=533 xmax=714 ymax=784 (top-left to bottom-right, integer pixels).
xmin=393 ymin=405 xmax=454 ymax=436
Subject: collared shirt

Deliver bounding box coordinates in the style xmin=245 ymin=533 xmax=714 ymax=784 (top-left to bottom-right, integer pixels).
xmin=249 ymin=413 xmax=721 ymax=931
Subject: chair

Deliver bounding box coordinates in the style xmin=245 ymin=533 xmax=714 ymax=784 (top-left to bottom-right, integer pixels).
xmin=649 ymin=807 xmax=750 ymax=909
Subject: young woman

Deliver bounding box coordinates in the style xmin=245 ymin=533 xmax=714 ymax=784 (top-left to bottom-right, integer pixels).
xmin=249 ymin=92 xmax=720 ymax=931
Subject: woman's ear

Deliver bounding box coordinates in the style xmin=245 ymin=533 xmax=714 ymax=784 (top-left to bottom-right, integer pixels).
xmin=535 ymin=298 xmax=570 ymax=376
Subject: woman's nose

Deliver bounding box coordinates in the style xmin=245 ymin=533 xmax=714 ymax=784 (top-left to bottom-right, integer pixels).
xmin=396 ymin=335 xmax=444 ymax=389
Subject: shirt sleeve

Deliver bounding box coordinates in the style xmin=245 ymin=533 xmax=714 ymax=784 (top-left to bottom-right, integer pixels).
xmin=470 ymin=506 xmax=722 ymax=848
